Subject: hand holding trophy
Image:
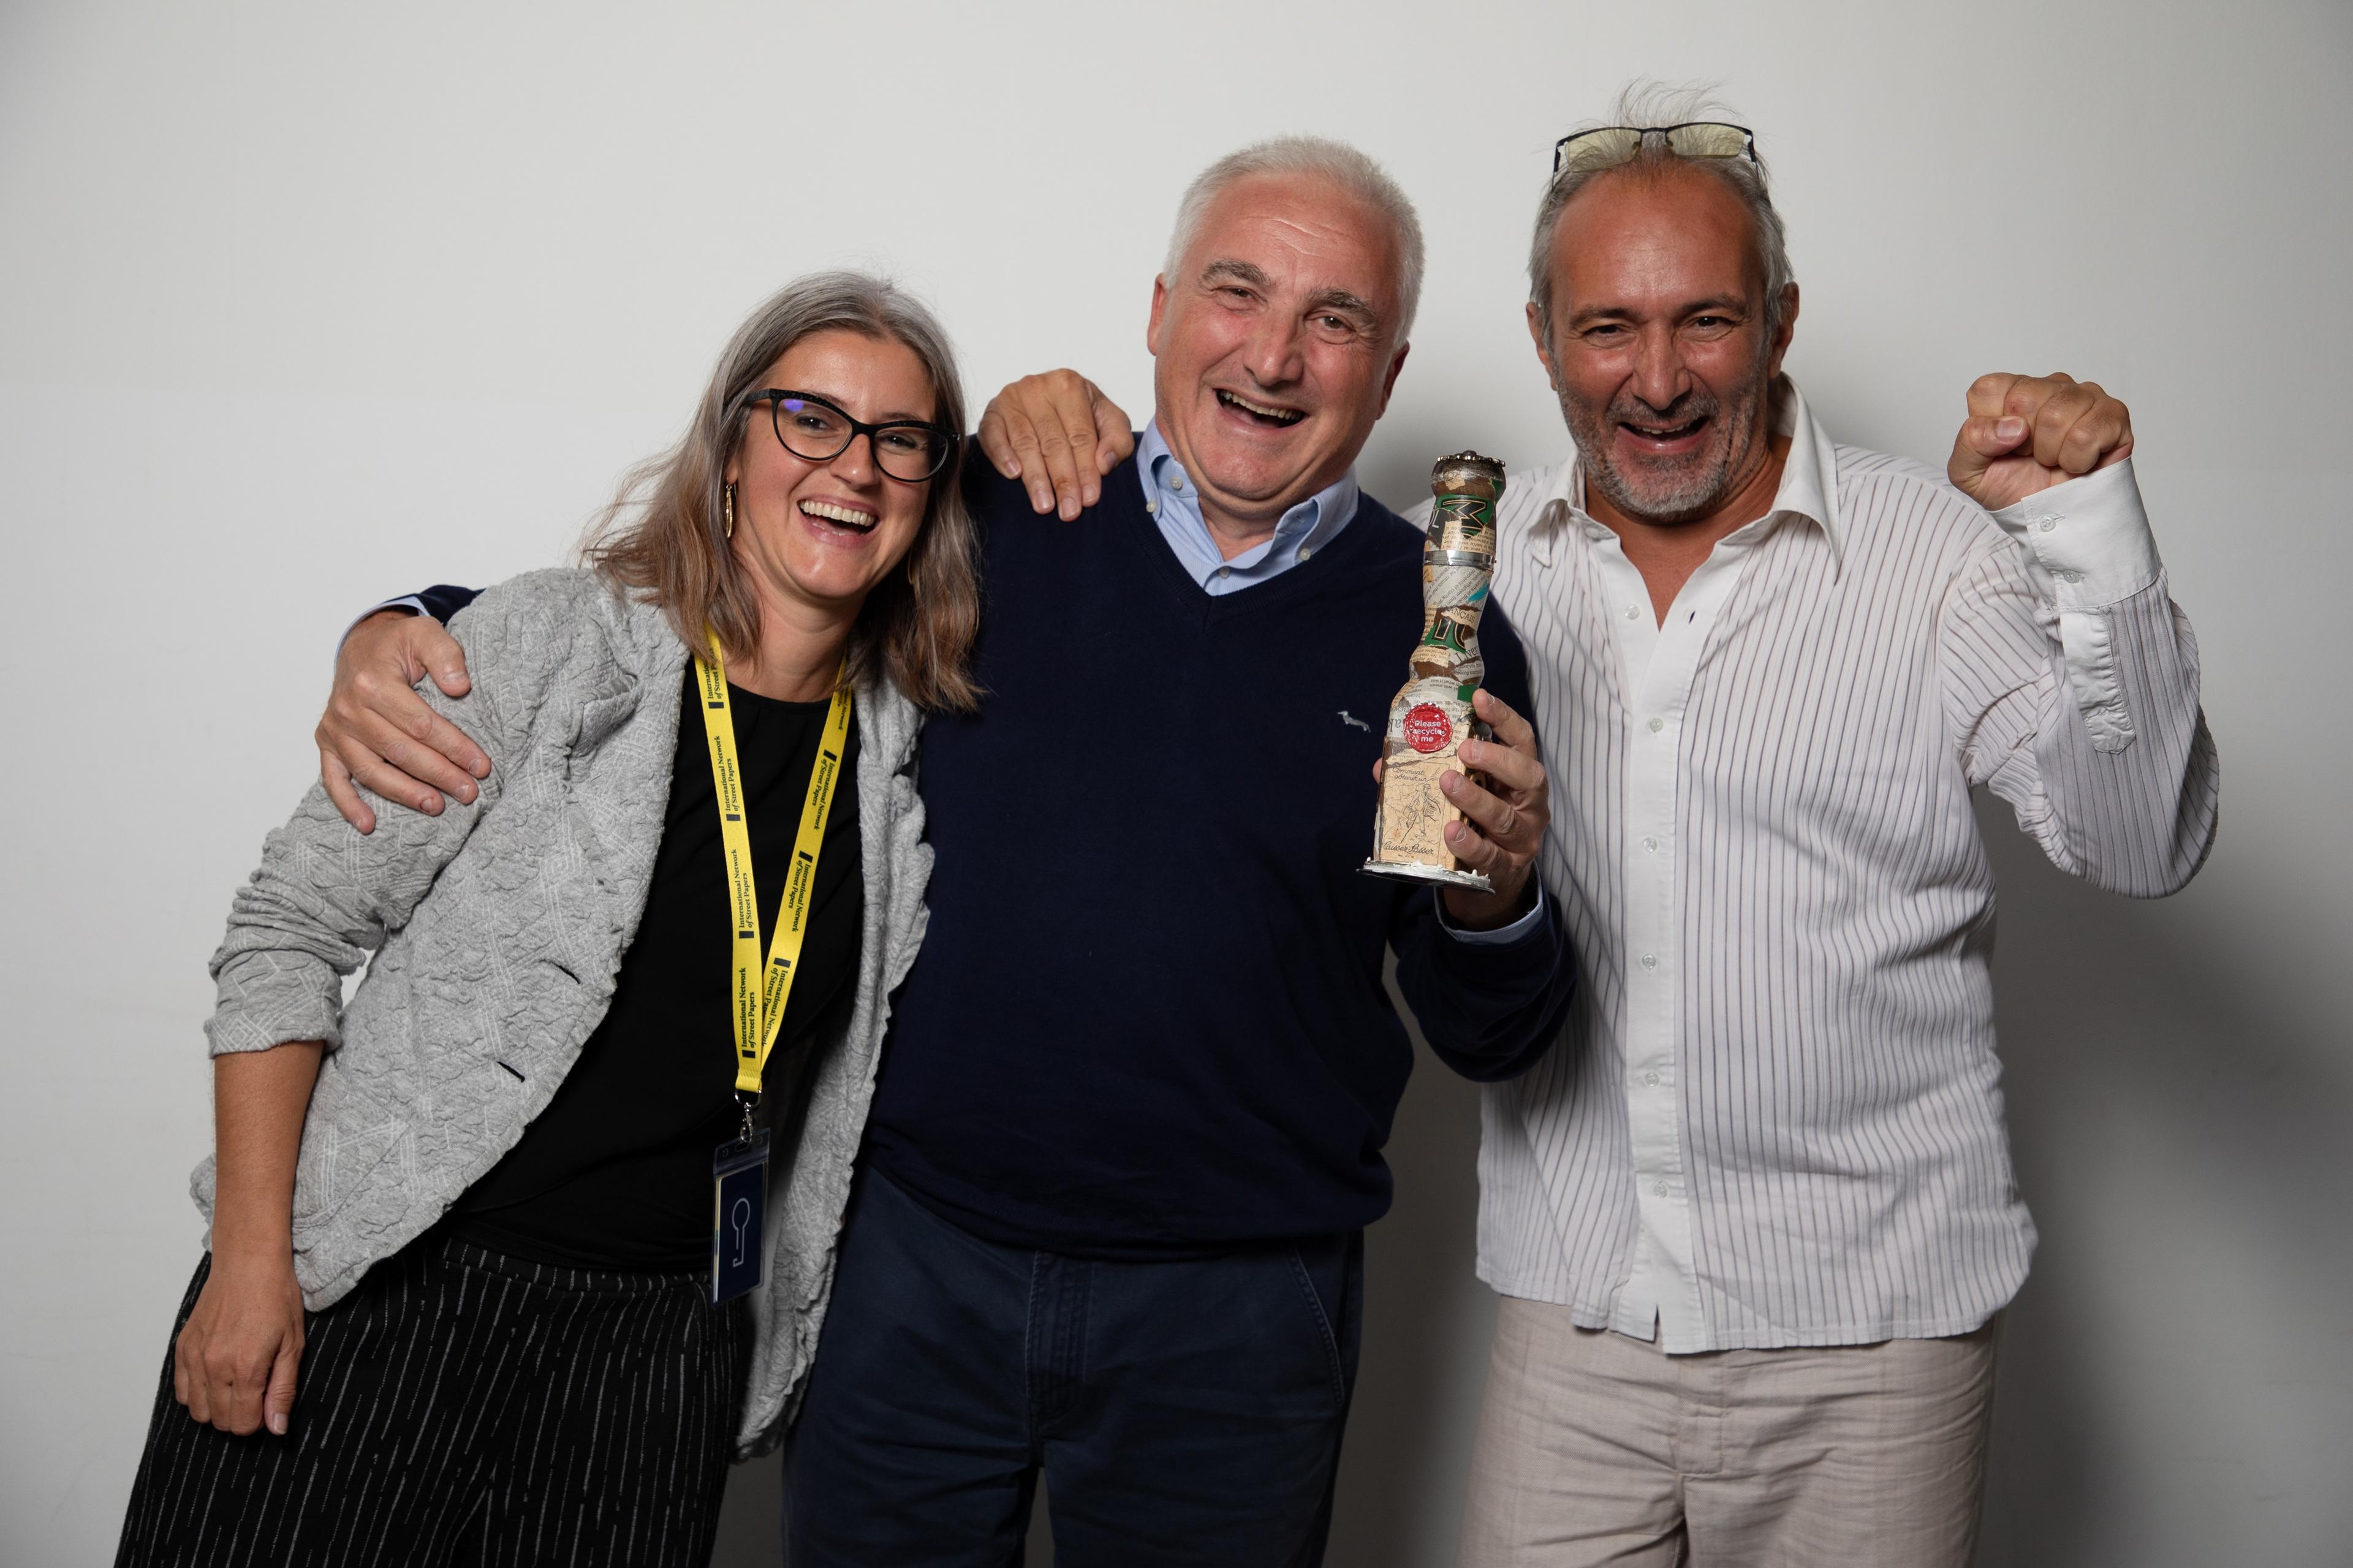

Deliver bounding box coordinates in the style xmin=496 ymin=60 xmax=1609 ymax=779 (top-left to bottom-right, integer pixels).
xmin=1362 ymin=452 xmax=1506 ymax=892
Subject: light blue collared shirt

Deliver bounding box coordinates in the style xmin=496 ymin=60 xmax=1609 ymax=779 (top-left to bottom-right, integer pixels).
xmin=1133 ymin=420 xmax=1546 ymax=945
xmin=1135 ymin=421 xmax=1359 ymax=594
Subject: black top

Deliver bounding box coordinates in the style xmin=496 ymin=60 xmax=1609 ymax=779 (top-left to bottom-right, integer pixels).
xmin=862 ymin=460 xmax=1574 ymax=1258
xmin=442 ymin=664 xmax=863 ymax=1271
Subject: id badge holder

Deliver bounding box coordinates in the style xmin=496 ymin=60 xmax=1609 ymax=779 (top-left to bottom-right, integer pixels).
xmin=710 ymin=1129 xmax=771 ymax=1305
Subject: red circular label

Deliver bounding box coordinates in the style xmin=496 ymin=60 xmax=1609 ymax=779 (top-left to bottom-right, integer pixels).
xmin=1403 ymin=703 xmax=1453 ymax=754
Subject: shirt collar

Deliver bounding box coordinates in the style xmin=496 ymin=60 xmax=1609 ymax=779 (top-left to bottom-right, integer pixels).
xmin=1135 ymin=420 xmax=1360 ymax=545
xmin=1534 ymin=377 xmax=1845 ymax=571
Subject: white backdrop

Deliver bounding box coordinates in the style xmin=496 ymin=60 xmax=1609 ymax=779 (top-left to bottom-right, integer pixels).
xmin=4 ymin=3 xmax=2348 ymax=1564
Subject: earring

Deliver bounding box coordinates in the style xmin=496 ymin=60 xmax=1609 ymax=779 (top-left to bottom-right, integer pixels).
xmin=723 ymin=482 xmax=737 ymax=540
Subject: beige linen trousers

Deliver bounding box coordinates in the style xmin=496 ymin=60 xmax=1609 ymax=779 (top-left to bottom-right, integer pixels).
xmin=1457 ymin=1297 xmax=1998 ymax=1567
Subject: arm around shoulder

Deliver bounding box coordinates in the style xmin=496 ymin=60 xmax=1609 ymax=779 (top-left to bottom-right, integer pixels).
xmin=320 ymin=585 xmax=490 ymax=831
xmin=214 ymin=570 xmax=586 ymax=1058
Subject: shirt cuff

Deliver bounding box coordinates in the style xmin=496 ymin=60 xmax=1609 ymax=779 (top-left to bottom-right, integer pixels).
xmin=1988 ymin=458 xmax=2161 ymax=610
xmin=343 ymin=596 xmax=427 ymax=645
xmin=1434 ymin=883 xmax=1549 ymax=945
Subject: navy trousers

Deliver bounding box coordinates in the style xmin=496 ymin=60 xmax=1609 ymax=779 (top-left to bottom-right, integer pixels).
xmin=784 ymin=1170 xmax=1363 ymax=1567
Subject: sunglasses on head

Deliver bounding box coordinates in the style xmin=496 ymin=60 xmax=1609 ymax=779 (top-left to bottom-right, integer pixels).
xmin=1553 ymin=122 xmax=1757 ymax=176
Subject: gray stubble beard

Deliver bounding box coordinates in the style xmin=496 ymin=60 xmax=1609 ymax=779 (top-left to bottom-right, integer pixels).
xmin=1558 ymin=357 xmax=1774 ymax=528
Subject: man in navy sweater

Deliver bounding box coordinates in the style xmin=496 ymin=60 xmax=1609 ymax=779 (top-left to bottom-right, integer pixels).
xmin=321 ymin=138 xmax=1571 ymax=1565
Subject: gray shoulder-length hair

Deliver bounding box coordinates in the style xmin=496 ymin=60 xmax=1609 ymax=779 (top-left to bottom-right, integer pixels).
xmin=583 ymin=270 xmax=980 ymax=713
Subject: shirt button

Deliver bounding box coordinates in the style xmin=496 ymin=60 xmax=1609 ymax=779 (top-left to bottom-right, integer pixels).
xmin=2039 ymin=518 xmax=2058 ymax=532
xmin=2059 ymin=569 xmax=2082 ymax=583
xmin=1642 ymin=836 xmax=1659 ymax=852
xmin=1653 ymin=1181 xmax=1670 ymax=1197
xmin=1643 ymin=1070 xmax=1661 ymax=1086
xmin=1640 ymin=953 xmax=1658 ymax=971
xmin=1624 ymin=604 xmax=1640 ymax=619
xmin=1216 ymin=566 xmax=1231 ymax=578
xmin=1297 ymin=548 xmax=1311 ymax=562
xmin=1648 ymin=717 xmax=1665 ymax=733
xmin=1144 ymin=499 xmax=1159 ymax=515
xmin=1171 ymin=474 xmax=1184 ymax=490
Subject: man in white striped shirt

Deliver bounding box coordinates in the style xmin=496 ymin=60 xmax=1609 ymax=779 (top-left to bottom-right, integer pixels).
xmin=1444 ymin=88 xmax=2220 ymax=1566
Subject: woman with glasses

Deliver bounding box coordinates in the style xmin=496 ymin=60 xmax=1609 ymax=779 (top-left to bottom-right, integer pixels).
xmin=115 ymin=271 xmax=978 ymax=1567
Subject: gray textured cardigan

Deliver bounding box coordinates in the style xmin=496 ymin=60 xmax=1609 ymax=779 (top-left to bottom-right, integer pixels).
xmin=194 ymin=567 xmax=931 ymax=1456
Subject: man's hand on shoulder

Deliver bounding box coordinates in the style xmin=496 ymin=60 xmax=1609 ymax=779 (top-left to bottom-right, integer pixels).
xmin=319 ymin=610 xmax=488 ymax=833
xmin=1948 ymin=371 xmax=2134 ymax=512
xmin=976 ymin=370 xmax=1134 ymax=520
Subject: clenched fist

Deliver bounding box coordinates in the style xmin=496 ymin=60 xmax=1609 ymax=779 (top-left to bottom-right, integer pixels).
xmin=1947 ymin=372 xmax=2134 ymax=512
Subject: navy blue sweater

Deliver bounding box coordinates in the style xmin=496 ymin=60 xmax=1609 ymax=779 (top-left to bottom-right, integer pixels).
xmin=411 ymin=461 xmax=1573 ymax=1257
xmin=866 ymin=460 xmax=1571 ymax=1256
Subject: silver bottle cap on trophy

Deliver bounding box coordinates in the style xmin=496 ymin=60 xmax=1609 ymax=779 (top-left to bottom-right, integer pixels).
xmin=1430 ymin=450 xmax=1506 ymax=501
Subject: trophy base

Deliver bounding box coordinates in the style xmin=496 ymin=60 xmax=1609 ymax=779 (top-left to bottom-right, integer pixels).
xmin=1360 ymin=858 xmax=1495 ymax=894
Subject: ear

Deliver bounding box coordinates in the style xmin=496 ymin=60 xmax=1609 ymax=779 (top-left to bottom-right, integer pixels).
xmin=1526 ymin=300 xmax=1561 ymax=389
xmin=1765 ymin=283 xmax=1800 ymax=379
xmin=724 ymin=404 xmax=752 ymax=487
xmin=1146 ymin=274 xmax=1172 ymax=358
xmin=1374 ymin=341 xmax=1411 ymax=419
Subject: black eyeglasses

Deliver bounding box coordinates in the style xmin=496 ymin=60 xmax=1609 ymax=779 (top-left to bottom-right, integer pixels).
xmin=1553 ymin=122 xmax=1757 ymax=176
xmin=748 ymin=389 xmax=959 ymax=484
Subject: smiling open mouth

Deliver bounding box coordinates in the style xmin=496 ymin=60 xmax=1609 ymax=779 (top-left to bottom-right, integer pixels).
xmin=1620 ymin=415 xmax=1708 ymax=444
xmin=800 ymin=499 xmax=876 ymax=533
xmin=1218 ymin=389 xmax=1306 ymax=427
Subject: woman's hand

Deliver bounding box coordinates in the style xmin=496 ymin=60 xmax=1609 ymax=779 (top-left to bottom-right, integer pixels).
xmin=186 ymin=1039 xmax=325 ymax=1436
xmin=174 ymin=1250 xmax=306 ymax=1436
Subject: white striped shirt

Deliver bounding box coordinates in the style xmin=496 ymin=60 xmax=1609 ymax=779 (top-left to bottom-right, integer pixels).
xmin=1414 ymin=381 xmax=2219 ymax=1352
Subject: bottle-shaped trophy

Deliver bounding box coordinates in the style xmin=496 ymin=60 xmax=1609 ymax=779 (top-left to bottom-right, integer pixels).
xmin=1362 ymin=452 xmax=1506 ymax=892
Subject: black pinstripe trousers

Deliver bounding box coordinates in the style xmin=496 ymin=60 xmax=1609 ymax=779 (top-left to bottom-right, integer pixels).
xmin=115 ymin=1237 xmax=751 ymax=1568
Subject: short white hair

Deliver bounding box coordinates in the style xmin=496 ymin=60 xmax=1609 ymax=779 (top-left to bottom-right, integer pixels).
xmin=1163 ymin=135 xmax=1425 ymax=343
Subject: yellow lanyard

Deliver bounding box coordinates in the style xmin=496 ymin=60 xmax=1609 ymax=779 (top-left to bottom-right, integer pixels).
xmin=694 ymin=637 xmax=852 ymax=1098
